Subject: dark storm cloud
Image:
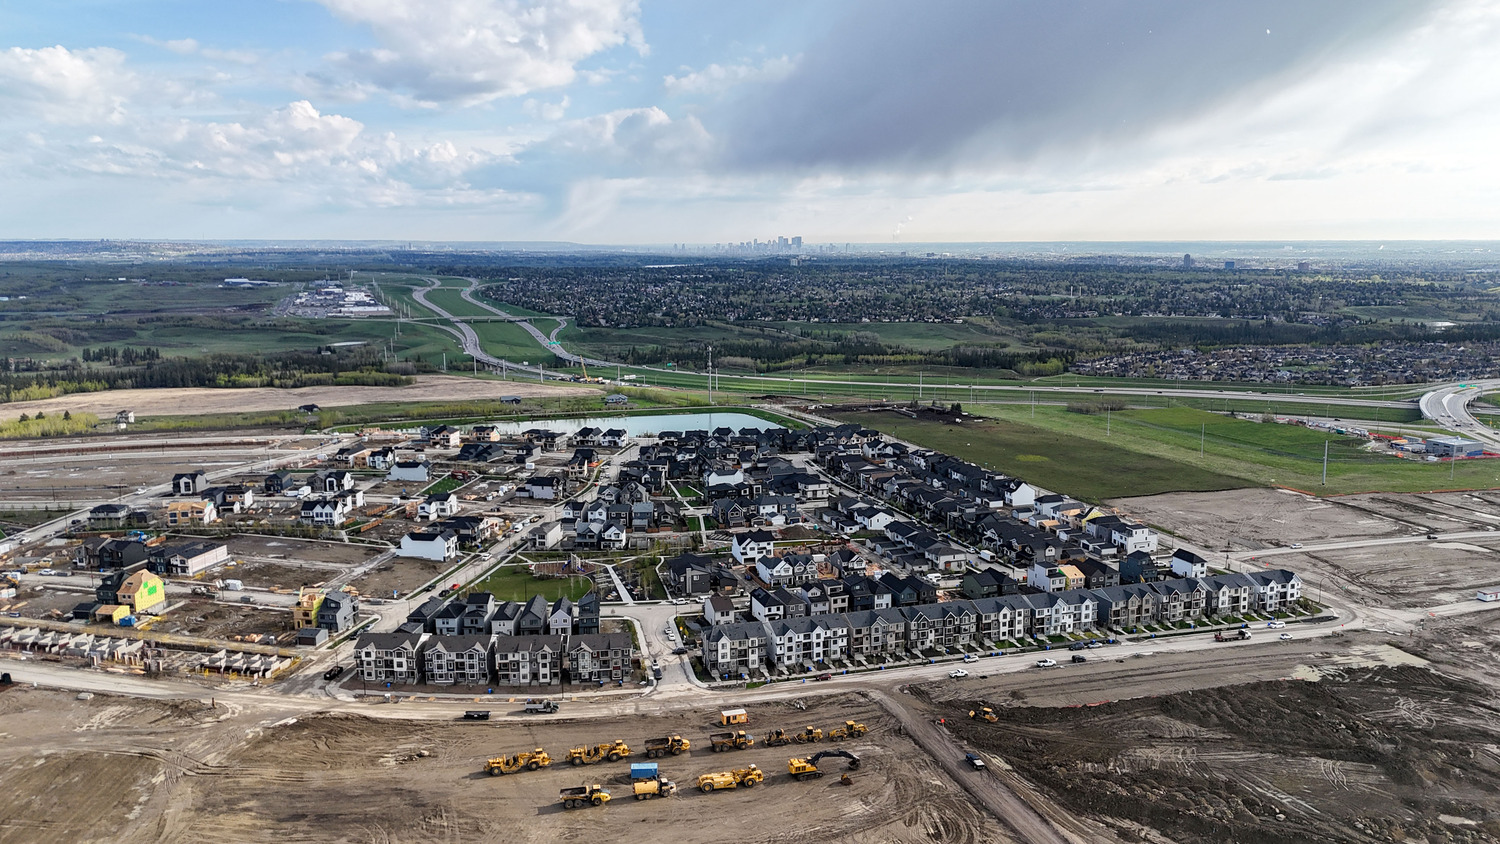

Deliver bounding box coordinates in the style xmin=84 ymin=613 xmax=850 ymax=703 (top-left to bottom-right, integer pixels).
xmin=722 ymin=0 xmax=1425 ymax=171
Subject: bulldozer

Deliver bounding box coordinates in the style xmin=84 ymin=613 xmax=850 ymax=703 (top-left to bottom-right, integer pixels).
xmin=787 ymin=750 xmax=861 ymax=781
xmin=793 ymin=725 xmax=823 ymax=744
xmin=762 ymin=728 xmax=795 ymax=747
xmin=697 ymin=765 xmax=764 ymax=793
xmin=485 ymin=748 xmax=553 ymax=776
xmin=969 ymin=708 xmax=998 ymax=723
xmin=828 ymin=720 xmax=868 ymax=740
xmin=566 ymin=740 xmax=631 ymax=766
xmin=559 ymin=784 xmax=611 ymax=809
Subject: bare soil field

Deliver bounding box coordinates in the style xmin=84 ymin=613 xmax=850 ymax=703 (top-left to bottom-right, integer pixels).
xmin=1 ymin=454 xmax=258 ymax=500
xmin=1278 ymin=538 xmax=1500 ymax=608
xmin=0 ymin=375 xmax=589 ymax=419
xmin=0 ymin=689 xmax=1009 ymax=844
xmin=1112 ymin=488 xmax=1414 ymax=551
xmin=0 ymin=583 xmax=91 ymax=620
xmin=349 ymin=556 xmax=451 ymax=599
xmin=148 ymin=598 xmax=289 ymax=640
xmin=226 ymin=535 xmax=382 ymax=568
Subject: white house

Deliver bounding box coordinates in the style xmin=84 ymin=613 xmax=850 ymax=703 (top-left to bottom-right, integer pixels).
xmin=400 ymin=529 xmax=458 ymax=561
xmin=388 ymin=461 xmax=431 ymax=483
xmin=731 ymin=529 xmax=777 ymax=564
xmin=704 ymin=594 xmax=737 ymax=626
xmin=1112 ymin=522 xmax=1159 ymax=555
xmin=419 ymin=492 xmax=460 ymax=520
xmin=526 ymin=475 xmax=560 ymax=500
xmin=1169 ymin=549 xmax=1208 ymax=578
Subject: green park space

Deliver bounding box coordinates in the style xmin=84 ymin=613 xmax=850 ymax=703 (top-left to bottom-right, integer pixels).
xmin=467 ymin=563 xmax=594 ymax=603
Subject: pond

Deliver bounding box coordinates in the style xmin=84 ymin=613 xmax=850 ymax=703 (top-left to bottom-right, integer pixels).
xmin=482 ymin=411 xmax=785 ymax=437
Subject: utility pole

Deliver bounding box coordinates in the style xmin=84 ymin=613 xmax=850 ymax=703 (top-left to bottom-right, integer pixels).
xmin=1107 ymin=408 xmax=1111 ymax=436
xmin=1201 ymin=423 xmax=1205 ymax=457
xmin=707 ymin=345 xmax=714 ymax=405
xmin=1322 ymin=440 xmax=1329 ymax=485
xmin=919 ymin=372 xmax=923 ymax=400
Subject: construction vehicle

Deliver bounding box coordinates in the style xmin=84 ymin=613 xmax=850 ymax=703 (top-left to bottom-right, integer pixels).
xmin=793 ymin=725 xmax=823 ymax=744
xmin=485 ymin=748 xmax=553 ymax=776
xmin=762 ymin=728 xmax=795 ymax=747
xmin=632 ymin=776 xmax=677 ymax=800
xmin=566 ymin=740 xmax=631 ymax=766
xmin=828 ymin=720 xmax=868 ymax=740
xmin=709 ymin=730 xmax=754 ymax=752
xmin=559 ymin=784 xmax=611 ymax=810
xmin=1214 ymin=629 xmax=1252 ymax=642
xmin=787 ymin=750 xmax=862 ymax=781
xmin=969 ymin=708 xmax=998 ymax=723
xmin=696 ymin=765 xmax=764 ymax=793
xmin=523 ymin=698 xmax=559 ymax=714
xmin=642 ymin=735 xmax=691 ymax=758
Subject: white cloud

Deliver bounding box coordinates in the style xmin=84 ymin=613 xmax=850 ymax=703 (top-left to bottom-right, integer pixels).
xmin=0 ymin=45 xmax=136 ymax=124
xmin=546 ymin=106 xmax=712 ymax=169
xmin=523 ymin=95 xmax=571 ymax=121
xmin=316 ymin=0 xmax=646 ymax=106
xmin=663 ymin=55 xmax=794 ymax=97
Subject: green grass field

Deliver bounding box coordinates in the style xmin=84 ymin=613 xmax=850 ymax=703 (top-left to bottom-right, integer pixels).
xmin=958 ymin=405 xmax=1500 ymax=496
xmin=468 ymin=564 xmax=593 ymax=602
xmin=831 ymin=409 xmax=1254 ymax=500
xmin=770 ymin=319 xmax=1031 ymax=352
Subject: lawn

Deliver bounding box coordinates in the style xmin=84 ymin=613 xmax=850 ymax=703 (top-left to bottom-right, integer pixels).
xmin=769 ymin=319 xmax=1030 ymax=352
xmin=830 ymin=409 xmax=1253 ymax=501
xmin=955 ymin=405 xmax=1500 ymax=496
xmin=468 ymin=564 xmax=594 ymax=602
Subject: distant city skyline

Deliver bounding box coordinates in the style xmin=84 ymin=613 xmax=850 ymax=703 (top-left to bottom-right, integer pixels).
xmin=2 ymin=1 xmax=1497 ymax=243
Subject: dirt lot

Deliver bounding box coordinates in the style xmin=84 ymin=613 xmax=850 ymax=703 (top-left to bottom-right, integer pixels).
xmin=147 ymin=598 xmax=290 ymax=641
xmin=915 ymin=629 xmax=1500 ymax=844
xmin=0 ymin=583 xmax=92 ymax=620
xmin=348 ymin=556 xmax=451 ymax=599
xmin=227 ymin=535 xmax=381 ymax=569
xmin=0 ymin=689 xmax=1008 ymax=844
xmin=0 ymin=375 xmax=590 ymax=419
xmin=1 ymin=453 xmax=266 ymax=499
xmin=1112 ymin=488 xmax=1415 ymax=552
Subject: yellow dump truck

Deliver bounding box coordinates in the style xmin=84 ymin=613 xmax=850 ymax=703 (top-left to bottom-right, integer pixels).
xmin=696 ymin=765 xmax=764 ymax=793
xmin=566 ymin=740 xmax=631 ymax=766
xmin=709 ymin=730 xmax=754 ymax=752
xmin=632 ymin=777 xmax=678 ymax=800
xmin=829 ymin=720 xmax=868 ymax=740
xmin=485 ymin=748 xmax=553 ymax=776
xmin=559 ymin=784 xmax=611 ymax=809
xmin=969 ymin=708 xmax=998 ymax=723
xmin=642 ymin=735 xmax=691 ymax=758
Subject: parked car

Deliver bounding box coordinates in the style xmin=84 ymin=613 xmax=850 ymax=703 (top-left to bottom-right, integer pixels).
xmin=671 ymin=647 xmax=690 ymax=655
xmin=1035 ymin=659 xmax=1057 ymax=668
xmin=1067 ymin=642 xmax=1087 ymax=651
xmin=962 ymin=654 xmax=979 ymax=663
xmin=1279 ymin=633 xmax=1294 ymax=641
xmin=815 ymin=673 xmax=833 ymax=681
xmin=1266 ymin=620 xmax=1286 ymax=629
xmin=948 ymin=669 xmax=969 ymax=679
xmin=1086 ymin=642 xmax=1104 ymax=649
xmin=965 ymin=752 xmax=986 ymax=770
xmin=322 ymin=665 xmax=345 ymax=681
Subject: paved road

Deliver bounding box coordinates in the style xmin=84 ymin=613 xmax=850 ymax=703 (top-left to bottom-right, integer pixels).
xmin=1419 ymin=378 xmax=1500 ymax=448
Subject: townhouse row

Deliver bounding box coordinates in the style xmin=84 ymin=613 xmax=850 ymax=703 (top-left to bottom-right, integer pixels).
xmin=703 ymin=569 xmax=1301 ymax=679
xmin=353 ymin=630 xmax=633 ymax=687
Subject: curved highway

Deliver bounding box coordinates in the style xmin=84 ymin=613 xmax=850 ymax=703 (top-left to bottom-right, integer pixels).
xmin=1419 ymin=378 xmax=1500 ymax=448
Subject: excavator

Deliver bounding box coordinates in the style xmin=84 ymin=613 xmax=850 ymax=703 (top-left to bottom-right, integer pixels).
xmin=787 ymin=749 xmax=861 ymax=781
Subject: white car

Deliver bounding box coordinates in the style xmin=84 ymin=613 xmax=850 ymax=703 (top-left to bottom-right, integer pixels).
xmin=1266 ymin=620 xmax=1286 ymax=629
xmin=1035 ymin=659 xmax=1057 ymax=668
xmin=1279 ymin=633 xmax=1294 ymax=641
xmin=1289 ymin=543 xmax=1303 ymax=549
xmin=962 ymin=654 xmax=979 ymax=663
xmin=948 ymin=669 xmax=969 ymax=679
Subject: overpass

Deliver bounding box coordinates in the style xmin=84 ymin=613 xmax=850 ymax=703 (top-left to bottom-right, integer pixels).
xmin=1419 ymin=379 xmax=1500 ymax=450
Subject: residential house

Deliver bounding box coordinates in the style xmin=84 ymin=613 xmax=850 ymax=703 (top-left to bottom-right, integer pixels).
xmin=492 ymin=634 xmax=564 ymax=685
xmin=173 ymin=470 xmax=209 ymax=495
xmin=844 ymin=608 xmax=908 ymax=658
xmin=961 ymin=568 xmax=1017 ymax=600
xmin=427 ymin=425 xmax=462 ymax=448
xmin=665 ymin=553 xmax=715 ymax=596
xmin=567 ymin=632 xmax=632 ymax=683
xmin=263 ymin=472 xmax=294 ymax=494
xmin=388 ymin=461 xmax=431 ymax=483
xmin=316 ymin=593 xmax=357 ymax=633
xmin=547 ymin=597 xmax=574 ymax=643
xmin=754 ymin=553 xmax=818 ymax=588
xmin=1169 ymin=548 xmax=1209 ymax=579
xmin=419 ymin=492 xmax=460 ymax=520
xmin=316 ymin=470 xmax=355 ymax=493
xmin=147 ymin=540 xmax=229 ymax=577
xmin=87 ymin=503 xmax=131 ymax=527
xmin=165 ymin=499 xmax=217 ymax=527
xmin=526 ymin=475 xmax=560 ymax=500
xmin=767 ymin=615 xmax=849 ymax=671
xmin=704 ymin=594 xmax=737 ymax=625
xmin=425 ymin=635 xmax=492 ymax=685
xmin=399 ymin=529 xmax=458 ymax=561
xmin=730 ymin=529 xmax=777 ymax=564
xmin=704 ymin=620 xmax=771 ymax=680
xmin=356 ymin=631 xmax=429 ymax=685
xmin=1119 ymin=551 xmax=1163 ymax=584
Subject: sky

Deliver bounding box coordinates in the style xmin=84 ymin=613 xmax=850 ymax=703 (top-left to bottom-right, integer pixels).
xmin=1 ymin=0 xmax=1498 ymax=244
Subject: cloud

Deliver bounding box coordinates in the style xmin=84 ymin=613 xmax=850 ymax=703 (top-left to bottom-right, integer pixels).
xmin=543 ymin=106 xmax=712 ymax=170
xmin=315 ymin=0 xmax=646 ymax=106
xmin=0 ymin=45 xmax=136 ymax=124
xmin=722 ymin=0 xmax=1424 ymax=172
xmin=664 ymin=54 xmax=795 ymax=96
